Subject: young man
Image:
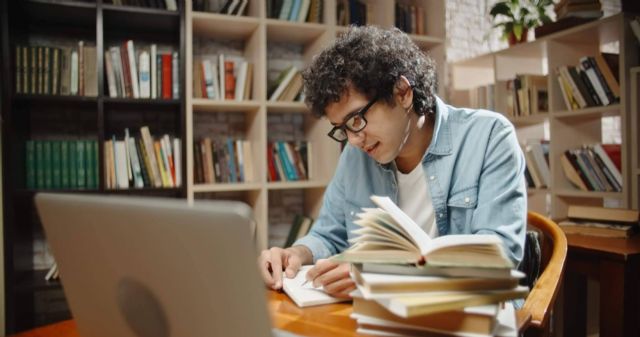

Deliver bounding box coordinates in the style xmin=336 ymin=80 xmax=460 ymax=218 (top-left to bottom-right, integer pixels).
xmin=259 ymin=26 xmax=527 ymax=298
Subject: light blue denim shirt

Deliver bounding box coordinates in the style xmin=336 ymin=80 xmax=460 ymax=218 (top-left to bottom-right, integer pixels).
xmin=294 ymin=96 xmax=527 ymax=266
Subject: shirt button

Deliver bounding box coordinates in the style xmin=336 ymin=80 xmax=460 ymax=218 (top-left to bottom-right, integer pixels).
xmin=429 ymin=176 xmax=435 ymax=180
xmin=464 ymin=197 xmax=470 ymax=203
xmin=439 ymin=213 xmax=444 ymax=218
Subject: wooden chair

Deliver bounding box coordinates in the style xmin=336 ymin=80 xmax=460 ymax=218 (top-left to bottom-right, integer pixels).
xmin=516 ymin=211 xmax=568 ymax=336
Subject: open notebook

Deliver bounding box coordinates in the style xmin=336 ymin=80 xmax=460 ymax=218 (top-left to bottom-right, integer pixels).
xmin=283 ymin=265 xmax=351 ymax=307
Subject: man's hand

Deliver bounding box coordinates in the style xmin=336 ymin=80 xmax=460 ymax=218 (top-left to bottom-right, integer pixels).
xmin=258 ymin=246 xmax=312 ymax=290
xmin=305 ymin=259 xmax=355 ymax=298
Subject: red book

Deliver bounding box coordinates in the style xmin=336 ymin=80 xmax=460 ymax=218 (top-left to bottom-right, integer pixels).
xmin=224 ymin=60 xmax=235 ymax=99
xmin=161 ymin=54 xmax=172 ymax=99
xmin=266 ymin=142 xmax=278 ymax=182
xmin=601 ymin=144 xmax=621 ymax=171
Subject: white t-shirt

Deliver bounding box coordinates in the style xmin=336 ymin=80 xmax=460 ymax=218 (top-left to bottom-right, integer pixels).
xmin=396 ymin=164 xmax=439 ymax=238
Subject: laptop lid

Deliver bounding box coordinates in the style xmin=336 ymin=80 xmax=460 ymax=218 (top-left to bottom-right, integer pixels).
xmin=35 ymin=193 xmax=272 ymax=337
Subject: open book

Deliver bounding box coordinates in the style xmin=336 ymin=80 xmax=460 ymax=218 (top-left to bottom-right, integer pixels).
xmin=282 ymin=265 xmax=351 ymax=307
xmin=332 ymin=196 xmax=513 ymax=269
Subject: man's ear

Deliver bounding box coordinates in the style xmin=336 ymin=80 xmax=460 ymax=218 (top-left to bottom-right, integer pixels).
xmin=393 ymin=75 xmax=413 ymax=109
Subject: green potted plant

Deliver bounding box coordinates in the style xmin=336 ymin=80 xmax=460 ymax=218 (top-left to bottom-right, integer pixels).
xmin=489 ymin=0 xmax=553 ymax=45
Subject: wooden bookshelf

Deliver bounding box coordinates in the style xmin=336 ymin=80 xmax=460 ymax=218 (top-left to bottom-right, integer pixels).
xmin=449 ymin=13 xmax=639 ymax=219
xmin=1 ymin=0 xmax=447 ymax=332
xmin=631 ymin=66 xmax=640 ymax=209
xmin=0 ymin=0 xmax=186 ymax=333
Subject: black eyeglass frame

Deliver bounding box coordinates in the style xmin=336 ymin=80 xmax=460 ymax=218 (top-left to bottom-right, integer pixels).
xmin=327 ymin=96 xmax=378 ymax=142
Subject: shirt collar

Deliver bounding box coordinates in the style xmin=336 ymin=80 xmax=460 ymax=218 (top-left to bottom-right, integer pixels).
xmin=425 ymin=96 xmax=453 ymax=158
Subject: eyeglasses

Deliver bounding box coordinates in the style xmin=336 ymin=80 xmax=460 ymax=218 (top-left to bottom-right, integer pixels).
xmin=327 ymin=97 xmax=378 ymax=142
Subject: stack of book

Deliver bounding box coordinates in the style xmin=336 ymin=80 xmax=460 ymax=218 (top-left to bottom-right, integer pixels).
xmin=559 ymin=205 xmax=639 ymax=238
xmin=25 ymin=140 xmax=99 ymax=190
xmin=267 ymin=0 xmax=323 ymax=23
xmin=561 ymin=143 xmax=622 ymax=192
xmin=333 ymin=196 xmax=527 ymax=336
xmin=267 ymin=141 xmax=309 ymax=182
xmin=193 ymin=54 xmax=253 ymax=101
xmin=555 ymin=53 xmax=619 ymax=111
xmin=15 ymin=41 xmax=97 ymax=96
xmin=104 ymin=127 xmax=182 ymax=189
xmin=193 ymin=137 xmax=253 ymax=184
xmin=554 ymin=0 xmax=603 ymax=20
xmin=105 ymin=41 xmax=179 ymax=100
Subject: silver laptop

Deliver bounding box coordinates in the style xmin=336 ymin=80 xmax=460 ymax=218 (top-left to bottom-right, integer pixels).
xmin=35 ymin=193 xmax=296 ymax=337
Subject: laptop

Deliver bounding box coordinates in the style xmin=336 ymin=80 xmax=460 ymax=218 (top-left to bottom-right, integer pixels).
xmin=35 ymin=193 xmax=299 ymax=337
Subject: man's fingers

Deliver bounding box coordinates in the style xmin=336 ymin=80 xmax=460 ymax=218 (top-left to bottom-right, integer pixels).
xmin=269 ymin=248 xmax=284 ymax=289
xmin=258 ymin=251 xmax=275 ymax=287
xmin=306 ymin=259 xmax=338 ymax=283
xmin=312 ymin=262 xmax=349 ymax=287
xmin=284 ymin=253 xmax=302 ymax=278
xmin=323 ymin=277 xmax=355 ymax=295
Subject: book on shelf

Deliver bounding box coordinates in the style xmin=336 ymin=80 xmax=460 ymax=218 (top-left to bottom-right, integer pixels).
xmin=284 ymin=214 xmax=314 ymax=248
xmin=282 ymin=265 xmax=350 ymax=307
xmin=554 ymin=0 xmax=603 ymax=20
xmin=266 ymin=0 xmax=322 ymax=22
xmin=332 ymin=195 xmax=514 ymax=269
xmin=104 ymin=126 xmax=181 ymax=189
xmin=108 ymin=0 xmax=177 ymax=10
xmin=266 ymin=141 xmax=309 ymax=182
xmin=353 ymin=262 xmax=516 ymax=280
xmin=268 ymin=66 xmax=299 ymax=101
xmin=394 ymin=2 xmax=426 ymax=35
xmin=25 ymin=140 xmax=99 ymax=190
xmin=523 ymin=140 xmax=550 ymax=189
xmin=561 ymin=144 xmax=622 ymax=192
xmin=192 ymin=137 xmax=252 ymax=184
xmin=105 ymin=42 xmax=177 ymax=99
xmin=559 ymin=205 xmax=639 ymax=238
xmin=555 ymin=53 xmax=620 ymax=111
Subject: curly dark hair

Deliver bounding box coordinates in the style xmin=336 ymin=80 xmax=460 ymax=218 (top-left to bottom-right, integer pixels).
xmin=302 ymin=25 xmax=437 ymax=118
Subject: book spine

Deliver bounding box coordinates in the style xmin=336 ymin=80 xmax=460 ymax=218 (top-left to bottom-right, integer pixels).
xmin=76 ymin=140 xmax=86 ymax=189
xmin=43 ymin=141 xmax=53 ymax=189
xmin=68 ymin=141 xmax=77 ymax=188
xmin=35 ymin=141 xmax=45 ymax=189
xmin=60 ymin=140 xmax=69 ymax=189
xmin=78 ymin=41 xmax=85 ymax=96
xmin=172 ymin=52 xmax=179 ymax=99
xmin=150 ymin=44 xmax=157 ymax=99
xmin=162 ymin=54 xmax=172 ymax=99
xmin=139 ymin=50 xmax=151 ymax=98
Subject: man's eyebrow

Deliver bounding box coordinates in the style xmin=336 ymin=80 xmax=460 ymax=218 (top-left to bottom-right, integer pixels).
xmin=329 ymin=106 xmax=365 ymax=126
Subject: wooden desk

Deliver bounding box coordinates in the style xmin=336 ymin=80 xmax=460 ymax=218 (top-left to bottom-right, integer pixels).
xmin=562 ymin=233 xmax=640 ymax=337
xmin=10 ymin=290 xmax=361 ymax=337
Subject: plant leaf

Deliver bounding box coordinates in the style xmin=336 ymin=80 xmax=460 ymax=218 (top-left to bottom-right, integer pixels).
xmin=513 ymin=23 xmax=523 ymax=40
xmin=489 ymin=2 xmax=513 ymax=18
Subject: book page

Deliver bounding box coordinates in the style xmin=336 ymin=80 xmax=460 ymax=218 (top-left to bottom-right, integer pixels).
xmin=370 ymin=196 xmax=431 ymax=254
xmin=282 ymin=265 xmax=351 ymax=308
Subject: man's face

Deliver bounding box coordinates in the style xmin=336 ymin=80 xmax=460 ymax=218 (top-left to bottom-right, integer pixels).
xmin=325 ymin=86 xmax=409 ymax=164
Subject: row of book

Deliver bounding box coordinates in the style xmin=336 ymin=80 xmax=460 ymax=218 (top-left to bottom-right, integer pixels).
xmin=105 ymin=41 xmax=179 ymax=99
xmin=267 ymin=141 xmax=309 ymax=182
xmin=267 ymin=0 xmax=324 ymax=23
xmin=193 ymin=55 xmax=253 ymax=101
xmin=559 ymin=205 xmax=639 ymax=238
xmin=395 ymin=2 xmax=427 ymax=36
xmin=108 ymin=0 xmax=177 ymax=10
xmin=25 ymin=140 xmax=99 ymax=190
xmin=507 ymin=74 xmax=549 ymax=117
xmin=268 ymin=66 xmax=303 ymax=102
xmin=556 ymin=53 xmax=619 ymax=111
xmin=336 ymin=0 xmax=369 ymax=26
xmin=193 ymin=137 xmax=254 ymax=184
xmin=193 ymin=0 xmax=249 ymax=16
xmin=561 ymin=143 xmax=622 ymax=192
xmin=334 ymin=196 xmax=525 ymax=336
xmin=15 ymin=42 xmax=97 ymax=96
xmin=524 ymin=140 xmax=550 ymax=189
xmin=104 ymin=127 xmax=182 ymax=189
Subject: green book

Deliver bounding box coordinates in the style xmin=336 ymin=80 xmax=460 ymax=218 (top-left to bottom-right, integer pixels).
xmin=35 ymin=141 xmax=45 ymax=189
xmin=25 ymin=140 xmax=36 ymax=189
xmin=85 ymin=140 xmax=97 ymax=189
xmin=76 ymin=140 xmax=86 ymax=189
xmin=51 ymin=140 xmax=62 ymax=189
xmin=60 ymin=140 xmax=69 ymax=189
xmin=68 ymin=141 xmax=77 ymax=189
xmin=43 ymin=141 xmax=53 ymax=189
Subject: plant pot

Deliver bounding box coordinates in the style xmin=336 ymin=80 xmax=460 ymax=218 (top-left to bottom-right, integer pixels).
xmin=508 ymin=28 xmax=528 ymax=46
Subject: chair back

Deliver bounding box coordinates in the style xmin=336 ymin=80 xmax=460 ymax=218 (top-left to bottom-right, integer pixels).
xmin=517 ymin=211 xmax=568 ymax=335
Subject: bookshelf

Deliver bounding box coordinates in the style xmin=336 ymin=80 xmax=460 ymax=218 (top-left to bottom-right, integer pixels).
xmin=185 ymin=0 xmax=446 ymax=252
xmin=450 ymin=13 xmax=639 ymax=219
xmin=632 ymin=66 xmax=640 ymax=209
xmin=1 ymin=0 xmax=446 ymax=332
xmin=0 ymin=0 xmax=186 ymax=333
